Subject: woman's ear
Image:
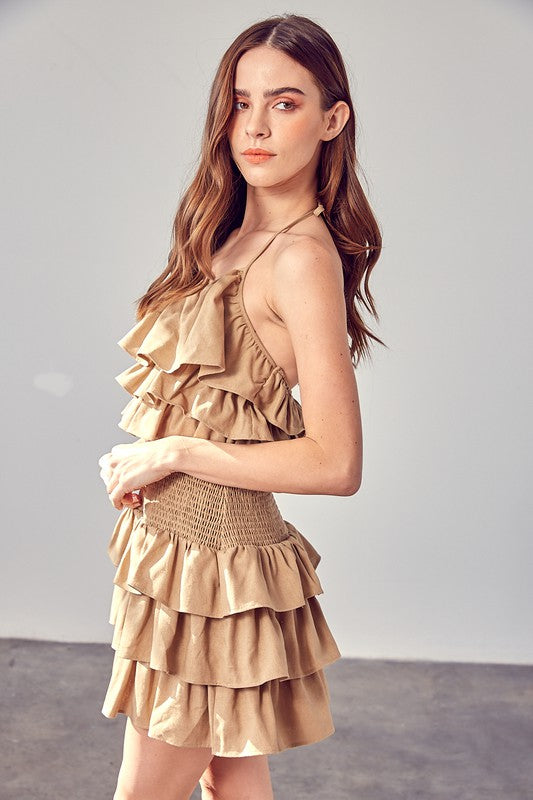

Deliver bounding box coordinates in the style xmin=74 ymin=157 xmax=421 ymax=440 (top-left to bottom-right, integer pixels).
xmin=322 ymin=100 xmax=350 ymax=141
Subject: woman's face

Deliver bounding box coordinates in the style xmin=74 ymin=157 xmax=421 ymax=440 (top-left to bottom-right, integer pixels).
xmin=227 ymin=45 xmax=345 ymax=192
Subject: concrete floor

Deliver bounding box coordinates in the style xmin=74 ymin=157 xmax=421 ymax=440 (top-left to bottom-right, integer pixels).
xmin=1 ymin=639 xmax=532 ymax=800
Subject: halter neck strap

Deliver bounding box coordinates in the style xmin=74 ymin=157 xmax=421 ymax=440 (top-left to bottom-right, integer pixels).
xmin=240 ymin=200 xmax=324 ymax=275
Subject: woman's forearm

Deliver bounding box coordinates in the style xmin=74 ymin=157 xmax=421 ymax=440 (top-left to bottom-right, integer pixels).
xmin=162 ymin=434 xmax=359 ymax=497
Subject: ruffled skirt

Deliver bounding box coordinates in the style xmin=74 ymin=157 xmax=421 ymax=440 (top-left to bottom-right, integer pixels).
xmin=101 ymin=471 xmax=342 ymax=757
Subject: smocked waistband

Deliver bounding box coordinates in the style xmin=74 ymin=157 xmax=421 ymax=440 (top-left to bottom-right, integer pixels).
xmin=140 ymin=472 xmax=290 ymax=550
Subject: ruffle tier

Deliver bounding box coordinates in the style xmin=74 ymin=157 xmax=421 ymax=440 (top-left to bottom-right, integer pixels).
xmin=108 ymin=585 xmax=339 ymax=689
xmin=114 ymin=270 xmax=305 ymax=443
xmin=108 ymin=506 xmax=324 ymax=618
xmin=102 ymin=655 xmax=335 ymax=757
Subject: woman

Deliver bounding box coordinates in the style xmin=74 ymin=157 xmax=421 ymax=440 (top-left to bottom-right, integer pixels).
xmin=98 ymin=13 xmax=383 ymax=800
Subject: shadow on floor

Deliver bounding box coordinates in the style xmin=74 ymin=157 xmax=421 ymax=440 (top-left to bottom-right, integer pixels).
xmin=1 ymin=639 xmax=532 ymax=799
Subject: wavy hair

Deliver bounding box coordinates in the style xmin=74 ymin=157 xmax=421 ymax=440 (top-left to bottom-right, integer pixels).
xmin=136 ymin=13 xmax=385 ymax=367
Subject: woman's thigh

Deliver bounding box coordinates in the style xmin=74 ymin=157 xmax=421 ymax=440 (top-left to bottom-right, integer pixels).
xmin=199 ymin=754 xmax=274 ymax=800
xmin=114 ymin=718 xmax=214 ymax=800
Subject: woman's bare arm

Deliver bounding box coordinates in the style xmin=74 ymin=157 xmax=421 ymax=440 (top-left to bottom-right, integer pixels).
xmin=101 ymin=238 xmax=363 ymax=506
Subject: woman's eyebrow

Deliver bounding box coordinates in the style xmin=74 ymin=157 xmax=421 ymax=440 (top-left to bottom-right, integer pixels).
xmin=233 ymin=86 xmax=306 ymax=98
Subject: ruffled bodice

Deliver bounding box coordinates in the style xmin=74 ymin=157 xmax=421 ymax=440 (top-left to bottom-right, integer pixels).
xmin=114 ymin=267 xmax=305 ymax=444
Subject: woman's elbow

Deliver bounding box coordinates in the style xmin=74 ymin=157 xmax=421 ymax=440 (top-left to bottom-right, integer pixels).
xmin=307 ymin=436 xmax=361 ymax=496
xmin=340 ymin=473 xmax=362 ymax=496
xmin=330 ymin=461 xmax=362 ymax=496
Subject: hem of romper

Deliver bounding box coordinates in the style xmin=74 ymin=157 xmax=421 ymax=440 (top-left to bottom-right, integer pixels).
xmin=102 ymin=710 xmax=336 ymax=758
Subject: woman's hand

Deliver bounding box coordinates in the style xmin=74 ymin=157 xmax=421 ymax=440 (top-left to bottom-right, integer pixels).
xmin=98 ymin=438 xmax=180 ymax=510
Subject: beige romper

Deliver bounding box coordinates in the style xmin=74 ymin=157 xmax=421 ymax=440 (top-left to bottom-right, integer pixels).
xmin=101 ymin=200 xmax=342 ymax=757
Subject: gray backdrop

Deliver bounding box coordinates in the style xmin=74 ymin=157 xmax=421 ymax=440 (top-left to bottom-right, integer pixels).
xmin=2 ymin=0 xmax=531 ymax=664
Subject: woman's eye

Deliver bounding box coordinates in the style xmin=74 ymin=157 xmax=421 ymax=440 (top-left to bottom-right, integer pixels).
xmin=233 ymin=100 xmax=296 ymax=111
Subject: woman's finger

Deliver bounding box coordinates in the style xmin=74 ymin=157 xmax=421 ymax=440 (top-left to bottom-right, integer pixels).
xmin=107 ymin=473 xmax=121 ymax=496
xmin=112 ymin=486 xmax=129 ymax=510
xmin=98 ymin=453 xmax=112 ymax=469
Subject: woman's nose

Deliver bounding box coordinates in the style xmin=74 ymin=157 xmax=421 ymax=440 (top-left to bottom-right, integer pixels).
xmin=245 ymin=109 xmax=270 ymax=139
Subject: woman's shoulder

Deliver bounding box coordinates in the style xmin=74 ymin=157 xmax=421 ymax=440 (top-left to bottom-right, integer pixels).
xmin=271 ymin=225 xmax=343 ymax=291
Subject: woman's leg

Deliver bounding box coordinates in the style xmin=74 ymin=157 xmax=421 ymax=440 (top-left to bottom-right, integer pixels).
xmin=199 ymin=754 xmax=275 ymax=800
xmin=113 ymin=718 xmax=214 ymax=800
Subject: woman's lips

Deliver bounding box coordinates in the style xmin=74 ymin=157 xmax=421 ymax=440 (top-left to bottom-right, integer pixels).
xmin=242 ymin=153 xmax=275 ymax=163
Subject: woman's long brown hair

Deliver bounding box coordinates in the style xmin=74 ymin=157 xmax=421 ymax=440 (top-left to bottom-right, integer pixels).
xmin=135 ymin=13 xmax=385 ymax=367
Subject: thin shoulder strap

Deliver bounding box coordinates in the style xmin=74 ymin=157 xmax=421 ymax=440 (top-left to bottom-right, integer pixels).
xmin=241 ymin=200 xmax=325 ymax=276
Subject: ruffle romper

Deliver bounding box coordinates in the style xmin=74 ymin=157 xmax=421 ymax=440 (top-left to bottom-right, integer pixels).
xmin=101 ymin=201 xmax=342 ymax=757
